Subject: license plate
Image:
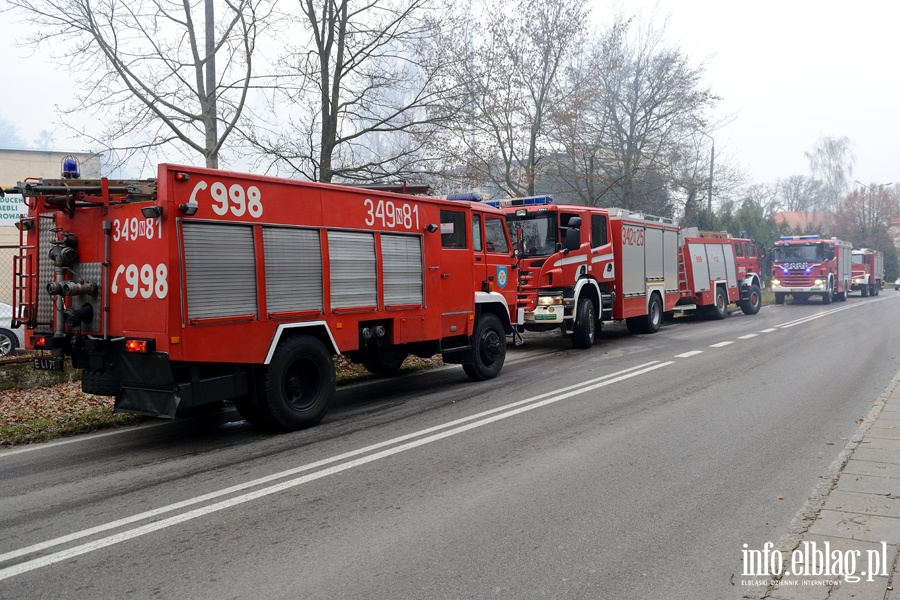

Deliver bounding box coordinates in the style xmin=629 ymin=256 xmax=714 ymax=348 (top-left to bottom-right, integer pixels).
xmin=534 ymin=314 xmax=558 ymax=321
xmin=34 ymin=357 xmax=63 ymax=371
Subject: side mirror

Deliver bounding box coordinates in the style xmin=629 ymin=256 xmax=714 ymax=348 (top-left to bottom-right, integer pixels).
xmin=565 ymin=226 xmax=580 ymax=252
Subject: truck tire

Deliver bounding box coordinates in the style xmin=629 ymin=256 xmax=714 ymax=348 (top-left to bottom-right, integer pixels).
xmin=463 ymin=314 xmax=506 ymax=381
xmin=740 ymin=284 xmax=762 ymax=315
xmin=775 ymin=293 xmax=785 ymax=305
xmin=81 ymin=369 xmax=121 ymax=396
xmin=256 ymin=335 xmax=335 ymax=431
xmin=572 ymin=298 xmax=596 ymax=349
xmin=822 ymin=282 xmax=833 ymax=305
xmin=861 ymin=285 xmax=869 ymax=297
xmin=362 ymin=348 xmax=409 ymax=376
xmin=626 ymin=293 xmax=662 ymax=334
xmin=707 ymin=287 xmax=728 ymax=320
xmin=234 ymin=397 xmax=265 ymax=425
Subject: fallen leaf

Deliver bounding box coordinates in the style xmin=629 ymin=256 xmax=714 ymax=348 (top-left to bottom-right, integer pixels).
xmin=777 ymin=496 xmax=784 ymax=500
xmin=855 ymin=419 xmax=865 ymax=423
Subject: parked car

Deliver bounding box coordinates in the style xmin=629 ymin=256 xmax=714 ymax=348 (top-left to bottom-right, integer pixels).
xmin=0 ymin=303 xmax=24 ymax=356
xmin=895 ymin=277 xmax=900 ymax=291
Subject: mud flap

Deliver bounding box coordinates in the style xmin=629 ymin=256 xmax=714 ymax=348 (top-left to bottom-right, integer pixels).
xmin=114 ymin=352 xmax=180 ymax=418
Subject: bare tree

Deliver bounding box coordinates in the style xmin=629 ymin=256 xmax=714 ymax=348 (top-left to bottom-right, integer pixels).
xmin=0 ymin=118 xmax=26 ymax=148
xmin=805 ymin=135 xmax=855 ymax=212
xmin=588 ymin=14 xmax=719 ymax=211
xmin=243 ymin=0 xmax=456 ymax=183
xmin=832 ymin=183 xmax=900 ymax=248
xmin=776 ymin=175 xmax=823 ymax=213
xmin=5 ymin=0 xmax=274 ymax=170
xmin=442 ymin=0 xmax=589 ymax=198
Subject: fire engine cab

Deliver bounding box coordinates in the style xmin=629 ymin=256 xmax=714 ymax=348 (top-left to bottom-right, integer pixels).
xmin=6 ymin=165 xmax=520 ymax=431
xmin=771 ymin=235 xmax=852 ymax=304
xmin=489 ymin=197 xmax=680 ymax=349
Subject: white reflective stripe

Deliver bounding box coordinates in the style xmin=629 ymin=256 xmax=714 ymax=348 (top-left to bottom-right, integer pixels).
xmin=264 ymin=321 xmax=338 ymax=364
xmin=591 ymin=252 xmax=614 ymax=264
xmin=553 ymin=255 xmax=588 ymax=267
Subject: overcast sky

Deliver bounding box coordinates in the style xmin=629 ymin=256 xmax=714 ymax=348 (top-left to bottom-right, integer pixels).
xmin=2 ymin=0 xmax=898 ymax=188
xmin=617 ymin=0 xmax=900 ymax=188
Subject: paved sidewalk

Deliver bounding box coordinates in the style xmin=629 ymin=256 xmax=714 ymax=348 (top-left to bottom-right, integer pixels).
xmin=743 ymin=370 xmax=900 ymax=599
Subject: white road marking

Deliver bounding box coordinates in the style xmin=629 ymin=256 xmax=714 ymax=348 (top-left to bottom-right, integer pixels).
xmin=710 ymin=341 xmax=733 ymax=348
xmin=0 ymin=361 xmax=674 ymax=580
xmin=674 ymin=350 xmax=704 ymax=358
xmin=738 ymin=334 xmax=758 ymax=339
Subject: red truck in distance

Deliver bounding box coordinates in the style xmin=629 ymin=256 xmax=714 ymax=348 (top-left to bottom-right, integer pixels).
xmin=490 ymin=197 xmax=680 ymax=349
xmin=771 ymin=235 xmax=853 ymax=304
xmin=675 ymin=229 xmax=764 ymax=318
xmin=7 ymin=165 xmax=520 ymax=431
xmin=850 ymin=248 xmax=884 ymax=297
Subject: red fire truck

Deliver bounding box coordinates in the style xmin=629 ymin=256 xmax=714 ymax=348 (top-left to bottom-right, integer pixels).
xmin=492 ymin=197 xmax=679 ymax=349
xmin=850 ymin=248 xmax=884 ymax=297
xmin=6 ymin=165 xmax=520 ymax=431
xmin=771 ymin=235 xmax=853 ymax=304
xmin=675 ymin=230 xmax=763 ymax=318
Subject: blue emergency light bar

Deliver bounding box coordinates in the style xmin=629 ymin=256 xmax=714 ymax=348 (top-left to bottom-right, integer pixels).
xmin=779 ymin=235 xmax=820 ymax=241
xmin=483 ymin=195 xmax=554 ymax=208
xmin=446 ymin=192 xmax=483 ymax=202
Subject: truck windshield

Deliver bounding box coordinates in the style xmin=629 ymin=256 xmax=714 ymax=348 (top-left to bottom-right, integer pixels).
xmin=506 ymin=213 xmax=557 ymax=257
xmin=773 ymin=244 xmax=824 ymax=263
xmin=851 ymin=254 xmax=865 ymax=265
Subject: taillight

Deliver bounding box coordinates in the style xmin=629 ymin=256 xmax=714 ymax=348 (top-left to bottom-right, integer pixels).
xmin=32 ymin=335 xmax=49 ymax=349
xmin=125 ymin=339 xmax=154 ymax=353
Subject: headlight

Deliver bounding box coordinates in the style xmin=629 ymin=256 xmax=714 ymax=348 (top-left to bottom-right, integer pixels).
xmin=772 ymin=279 xmax=781 ymax=286
xmin=537 ymin=295 xmax=563 ymax=306
xmin=814 ymin=279 xmax=824 ymax=286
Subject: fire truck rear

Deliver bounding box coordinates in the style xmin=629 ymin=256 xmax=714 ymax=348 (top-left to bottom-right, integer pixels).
xmin=850 ymin=248 xmax=884 ymax=297
xmin=771 ymin=235 xmax=852 ymax=304
xmin=675 ymin=230 xmax=764 ymax=318
xmin=7 ymin=165 xmax=519 ymax=431
xmin=493 ymin=198 xmax=680 ymax=348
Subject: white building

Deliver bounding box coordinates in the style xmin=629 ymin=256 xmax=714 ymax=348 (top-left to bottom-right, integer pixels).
xmin=0 ymin=149 xmax=102 ymax=303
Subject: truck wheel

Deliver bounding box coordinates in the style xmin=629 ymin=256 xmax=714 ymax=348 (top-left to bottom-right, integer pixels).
xmin=626 ymin=293 xmax=662 ymax=334
xmin=257 ymin=335 xmax=335 ymax=431
xmin=362 ymin=348 xmax=409 ymax=376
xmin=740 ymin=284 xmax=762 ymax=315
xmin=822 ymin=283 xmax=833 ymax=305
xmin=861 ymin=285 xmax=869 ymax=297
xmin=775 ymin=293 xmax=785 ymax=305
xmin=234 ymin=397 xmax=265 ymax=425
xmin=707 ymin=287 xmax=728 ymax=320
xmin=462 ymin=314 xmax=506 ymax=381
xmin=572 ymin=298 xmax=595 ymax=349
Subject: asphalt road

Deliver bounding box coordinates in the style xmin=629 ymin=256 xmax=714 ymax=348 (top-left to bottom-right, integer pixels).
xmin=1 ymin=292 xmax=899 ymax=599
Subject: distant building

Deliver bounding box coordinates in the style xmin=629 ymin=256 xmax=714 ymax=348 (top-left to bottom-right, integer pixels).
xmin=772 ymin=211 xmax=832 ymax=234
xmin=0 ymin=149 xmax=102 ymax=303
xmin=0 ymin=149 xmax=102 ymax=188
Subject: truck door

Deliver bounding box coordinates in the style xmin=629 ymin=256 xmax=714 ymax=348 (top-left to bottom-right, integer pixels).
xmin=481 ymin=214 xmax=517 ymax=310
xmin=439 ymin=209 xmax=476 ymax=337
